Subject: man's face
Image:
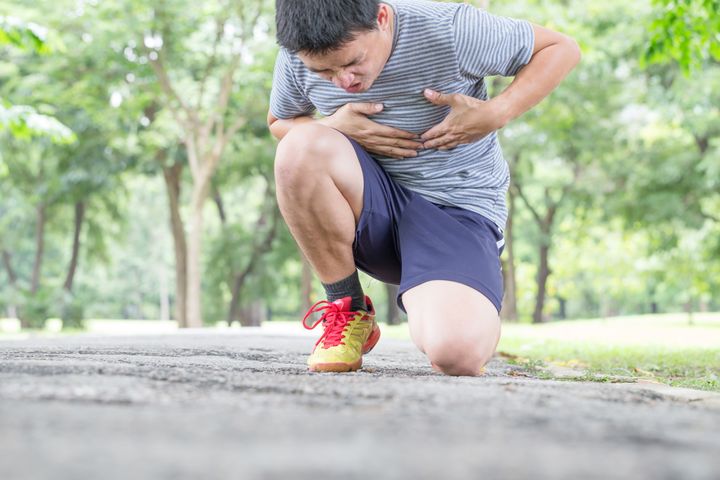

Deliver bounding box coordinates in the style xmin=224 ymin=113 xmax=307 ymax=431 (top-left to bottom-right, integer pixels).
xmin=297 ymin=4 xmax=393 ymax=94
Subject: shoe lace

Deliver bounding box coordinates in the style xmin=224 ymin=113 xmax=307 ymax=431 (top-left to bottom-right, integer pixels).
xmin=302 ymin=300 xmax=357 ymax=349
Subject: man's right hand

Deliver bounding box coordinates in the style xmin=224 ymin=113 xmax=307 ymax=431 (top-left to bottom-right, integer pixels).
xmin=318 ymin=103 xmax=423 ymax=159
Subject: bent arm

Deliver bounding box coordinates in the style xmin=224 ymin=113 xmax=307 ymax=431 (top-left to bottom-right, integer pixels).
xmin=492 ymin=24 xmax=581 ymax=126
xmin=267 ymin=112 xmax=316 ymax=140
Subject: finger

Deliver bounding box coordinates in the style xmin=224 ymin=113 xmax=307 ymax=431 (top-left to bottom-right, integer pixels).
xmin=371 ymin=136 xmax=424 ymax=150
xmin=348 ymin=102 xmax=384 ymax=115
xmin=356 ymin=112 xmax=420 ymax=139
xmin=369 ymin=122 xmax=421 ymax=140
xmin=423 ymin=89 xmax=455 ymax=107
xmin=438 ymin=142 xmax=460 ymax=151
xmin=370 ymin=146 xmax=419 ymax=159
xmin=423 ymin=134 xmax=457 ymax=150
xmin=420 ymin=122 xmax=449 ymax=141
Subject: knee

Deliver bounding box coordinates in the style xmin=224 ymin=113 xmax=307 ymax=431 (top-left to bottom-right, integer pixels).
xmin=425 ymin=336 xmax=496 ymax=377
xmin=274 ymin=123 xmax=340 ymax=187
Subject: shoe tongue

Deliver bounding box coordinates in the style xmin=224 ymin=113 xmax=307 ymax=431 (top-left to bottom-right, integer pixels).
xmin=331 ymin=297 xmax=353 ymax=312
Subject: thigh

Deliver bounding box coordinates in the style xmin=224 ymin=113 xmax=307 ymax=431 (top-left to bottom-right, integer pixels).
xmin=395 ymin=197 xmax=505 ymax=313
xmin=402 ymin=280 xmax=501 ymax=357
xmin=347 ymin=138 xmax=414 ymax=286
xmin=276 ymin=123 xmax=365 ymax=222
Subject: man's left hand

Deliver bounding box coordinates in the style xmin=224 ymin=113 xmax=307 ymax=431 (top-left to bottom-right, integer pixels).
xmin=420 ymin=89 xmax=509 ymax=151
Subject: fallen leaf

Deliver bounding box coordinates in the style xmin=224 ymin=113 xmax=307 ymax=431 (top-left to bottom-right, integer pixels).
xmin=633 ymin=367 xmax=656 ymax=377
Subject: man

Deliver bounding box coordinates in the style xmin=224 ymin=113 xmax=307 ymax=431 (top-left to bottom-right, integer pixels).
xmin=268 ymin=0 xmax=580 ymax=375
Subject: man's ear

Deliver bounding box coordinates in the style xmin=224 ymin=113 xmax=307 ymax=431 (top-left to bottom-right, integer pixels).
xmin=377 ymin=4 xmax=391 ymax=29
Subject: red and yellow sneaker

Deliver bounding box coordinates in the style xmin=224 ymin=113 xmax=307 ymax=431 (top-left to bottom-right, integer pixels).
xmin=302 ymin=295 xmax=381 ymax=372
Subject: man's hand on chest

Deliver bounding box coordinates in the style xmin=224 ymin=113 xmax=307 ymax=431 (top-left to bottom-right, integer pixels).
xmin=420 ymin=89 xmax=510 ymax=151
xmin=318 ymin=102 xmax=424 ymax=159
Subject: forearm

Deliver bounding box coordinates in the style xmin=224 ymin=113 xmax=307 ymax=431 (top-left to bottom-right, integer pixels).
xmin=268 ymin=115 xmax=316 ymax=140
xmin=492 ymin=33 xmax=581 ymax=126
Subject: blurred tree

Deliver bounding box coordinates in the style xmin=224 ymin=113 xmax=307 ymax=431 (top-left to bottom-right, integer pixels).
xmin=0 ymin=15 xmax=73 ymax=141
xmin=1 ymin=4 xmax=135 ymax=327
xmin=645 ymin=0 xmax=720 ymax=73
xmin=499 ymin=0 xmax=636 ymax=322
xmin=91 ymin=0 xmax=273 ymax=327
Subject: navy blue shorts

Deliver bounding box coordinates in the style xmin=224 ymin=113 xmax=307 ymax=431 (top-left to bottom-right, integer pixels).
xmin=348 ymin=138 xmax=506 ymax=313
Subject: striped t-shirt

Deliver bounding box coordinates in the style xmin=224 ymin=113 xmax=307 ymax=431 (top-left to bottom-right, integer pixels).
xmin=269 ymin=0 xmax=535 ymax=228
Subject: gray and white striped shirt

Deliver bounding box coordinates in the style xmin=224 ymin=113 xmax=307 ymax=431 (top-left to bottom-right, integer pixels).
xmin=269 ymin=0 xmax=534 ymax=228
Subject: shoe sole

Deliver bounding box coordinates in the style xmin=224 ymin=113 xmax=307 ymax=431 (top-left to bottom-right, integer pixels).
xmin=309 ymin=358 xmax=362 ymax=373
xmin=309 ymin=323 xmax=381 ymax=373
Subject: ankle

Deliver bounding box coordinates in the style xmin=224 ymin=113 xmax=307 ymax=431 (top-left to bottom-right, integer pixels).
xmin=322 ymin=271 xmax=366 ymax=311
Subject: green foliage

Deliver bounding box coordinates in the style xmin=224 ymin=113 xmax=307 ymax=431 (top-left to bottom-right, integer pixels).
xmin=1 ymin=0 xmax=718 ymax=327
xmin=0 ymin=15 xmax=73 ymax=141
xmin=645 ymin=0 xmax=720 ymax=73
xmin=0 ymin=16 xmax=50 ymax=53
xmin=0 ymin=101 xmax=75 ymax=142
xmin=16 ymin=287 xmax=52 ymax=329
xmin=60 ymin=291 xmax=85 ymax=330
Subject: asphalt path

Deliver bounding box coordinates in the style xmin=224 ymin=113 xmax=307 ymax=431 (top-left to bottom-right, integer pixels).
xmin=1 ymin=332 xmax=719 ymax=480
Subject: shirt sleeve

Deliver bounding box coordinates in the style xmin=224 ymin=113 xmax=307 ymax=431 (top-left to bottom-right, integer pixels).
xmin=269 ymin=48 xmax=316 ymax=119
xmin=452 ymin=4 xmax=535 ymax=79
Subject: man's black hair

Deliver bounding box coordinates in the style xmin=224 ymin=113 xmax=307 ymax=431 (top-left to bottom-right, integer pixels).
xmin=276 ymin=0 xmax=381 ymax=55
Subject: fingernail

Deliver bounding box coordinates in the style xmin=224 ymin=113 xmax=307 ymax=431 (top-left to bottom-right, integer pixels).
xmin=374 ymin=104 xmax=383 ymax=111
xmin=424 ymin=89 xmax=435 ymax=97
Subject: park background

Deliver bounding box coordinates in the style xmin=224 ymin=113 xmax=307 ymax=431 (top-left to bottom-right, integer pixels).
xmin=1 ymin=1 xmax=718 ymax=388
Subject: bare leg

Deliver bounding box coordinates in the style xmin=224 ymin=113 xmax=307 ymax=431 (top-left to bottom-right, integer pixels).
xmin=402 ymin=280 xmax=501 ymax=376
xmin=274 ymin=124 xmax=363 ymax=284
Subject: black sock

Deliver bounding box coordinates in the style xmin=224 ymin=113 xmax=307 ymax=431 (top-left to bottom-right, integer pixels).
xmin=322 ymin=271 xmax=366 ymax=311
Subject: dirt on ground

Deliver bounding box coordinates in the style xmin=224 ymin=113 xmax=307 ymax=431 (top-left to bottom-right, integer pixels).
xmin=1 ymin=332 xmax=719 ymax=480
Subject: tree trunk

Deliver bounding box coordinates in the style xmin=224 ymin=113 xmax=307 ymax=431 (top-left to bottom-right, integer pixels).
xmin=147 ymin=1 xmax=266 ymax=326
xmin=533 ymin=240 xmax=550 ymax=324
xmin=212 ymin=185 xmax=227 ymax=224
xmin=516 ymin=191 xmax=559 ymax=325
xmin=557 ymin=296 xmax=567 ymax=320
xmin=163 ymin=163 xmax=188 ymax=328
xmin=2 ymin=250 xmax=18 ymax=318
xmin=2 ymin=250 xmax=17 ymax=286
xmin=186 ymin=196 xmax=206 ymax=328
xmin=30 ymin=204 xmax=46 ymax=294
xmin=226 ymin=205 xmax=279 ymax=326
xmin=159 ymin=259 xmax=170 ymax=322
xmin=212 ymin=184 xmax=238 ymax=325
xmin=385 ymin=283 xmax=401 ymax=325
xmin=228 ymin=273 xmax=244 ymax=325
xmin=699 ymin=299 xmax=709 ymax=313
xmin=63 ymin=201 xmax=85 ymax=292
xmin=155 ymin=215 xmax=171 ymax=322
xmin=300 ymin=252 xmax=314 ymax=314
xmin=240 ymin=300 xmax=266 ymax=327
xmin=500 ymin=189 xmax=518 ymax=322
xmin=685 ymin=299 xmax=694 ymax=326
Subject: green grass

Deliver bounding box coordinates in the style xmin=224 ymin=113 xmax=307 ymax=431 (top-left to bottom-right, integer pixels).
xmin=383 ymin=313 xmax=720 ymax=392
xmin=496 ymin=314 xmax=720 ymax=391
xmin=497 ymin=336 xmax=720 ymax=391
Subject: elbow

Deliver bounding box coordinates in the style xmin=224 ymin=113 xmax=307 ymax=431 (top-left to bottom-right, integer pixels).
xmin=267 ymin=114 xmax=281 ymax=140
xmin=564 ymin=36 xmax=582 ymax=67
